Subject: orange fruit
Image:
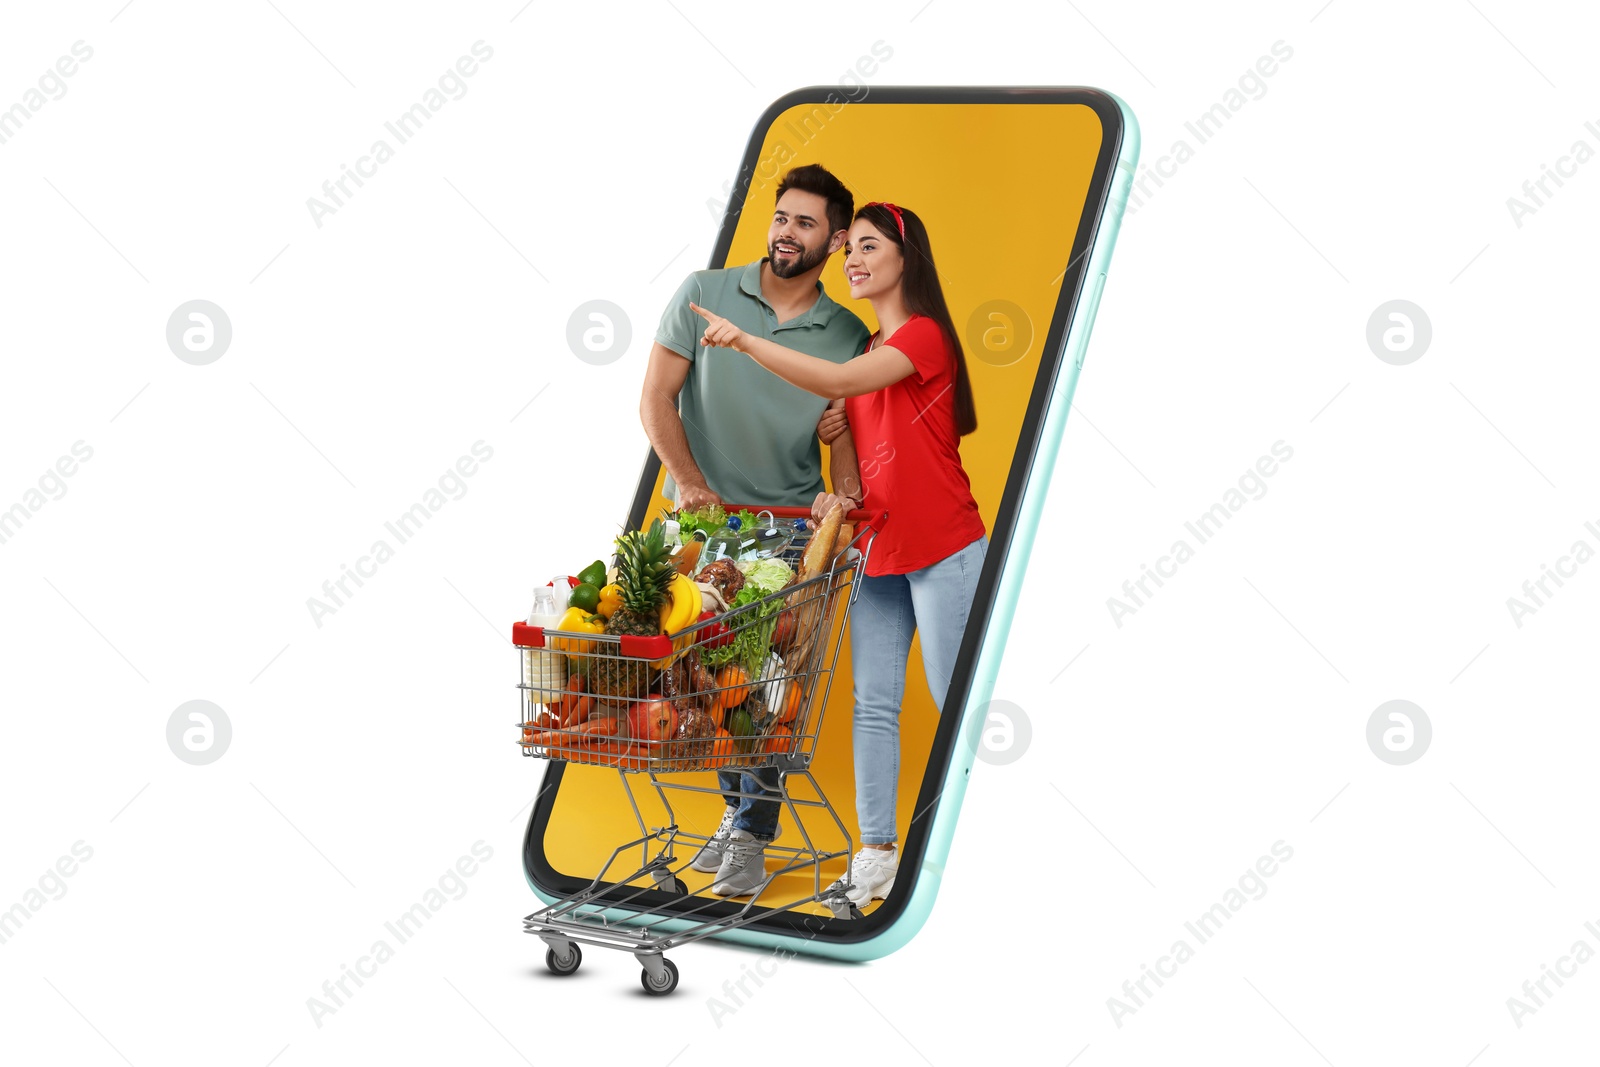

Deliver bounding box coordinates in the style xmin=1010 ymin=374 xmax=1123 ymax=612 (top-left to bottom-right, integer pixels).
xmin=708 ymin=729 xmax=735 ymax=769
xmin=762 ymin=724 xmax=793 ymax=755
xmin=713 ymin=666 xmax=750 ymax=713
xmin=777 ymin=680 xmax=803 ymax=725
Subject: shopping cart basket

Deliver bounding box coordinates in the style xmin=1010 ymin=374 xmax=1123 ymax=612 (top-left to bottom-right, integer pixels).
xmin=513 ymin=505 xmax=880 ymax=995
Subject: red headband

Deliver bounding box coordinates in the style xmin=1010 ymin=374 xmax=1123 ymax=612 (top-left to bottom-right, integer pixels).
xmin=864 ymin=201 xmax=906 ymax=241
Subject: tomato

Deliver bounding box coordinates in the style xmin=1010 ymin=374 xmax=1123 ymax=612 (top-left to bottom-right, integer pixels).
xmin=696 ymin=611 xmax=733 ymax=649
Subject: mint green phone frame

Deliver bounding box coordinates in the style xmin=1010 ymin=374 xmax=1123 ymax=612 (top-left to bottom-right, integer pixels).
xmin=524 ymin=86 xmax=1139 ymax=962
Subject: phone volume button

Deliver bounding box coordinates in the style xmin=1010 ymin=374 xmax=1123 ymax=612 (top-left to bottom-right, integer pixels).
xmin=1074 ymin=272 xmax=1107 ymax=369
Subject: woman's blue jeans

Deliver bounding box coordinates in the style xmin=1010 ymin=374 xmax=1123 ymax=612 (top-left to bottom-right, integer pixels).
xmin=849 ymin=536 xmax=986 ymax=844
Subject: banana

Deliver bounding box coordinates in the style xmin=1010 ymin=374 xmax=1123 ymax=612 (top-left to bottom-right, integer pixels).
xmin=652 ymin=572 xmax=703 ymax=668
xmin=657 ymin=572 xmax=699 ymax=634
xmin=668 ymin=573 xmax=700 ymax=632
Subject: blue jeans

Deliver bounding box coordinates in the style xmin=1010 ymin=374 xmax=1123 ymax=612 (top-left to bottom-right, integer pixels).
xmin=718 ymin=767 xmax=781 ymax=840
xmin=849 ymin=536 xmax=986 ymax=845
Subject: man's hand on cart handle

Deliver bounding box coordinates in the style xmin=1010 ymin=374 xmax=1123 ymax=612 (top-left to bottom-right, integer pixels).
xmin=689 ymin=302 xmax=751 ymax=353
xmin=676 ymin=481 xmax=722 ymax=509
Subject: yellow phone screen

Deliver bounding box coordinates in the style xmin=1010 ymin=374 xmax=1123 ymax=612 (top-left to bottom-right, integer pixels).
xmin=532 ymin=92 xmax=1112 ymax=929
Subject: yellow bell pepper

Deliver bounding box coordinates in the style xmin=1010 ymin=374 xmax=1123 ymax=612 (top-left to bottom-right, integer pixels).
xmin=597 ymin=583 xmax=624 ymax=619
xmin=548 ymin=606 xmax=605 ymax=653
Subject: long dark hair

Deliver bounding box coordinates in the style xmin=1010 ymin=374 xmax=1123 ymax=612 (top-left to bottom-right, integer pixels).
xmin=855 ymin=203 xmax=977 ymax=436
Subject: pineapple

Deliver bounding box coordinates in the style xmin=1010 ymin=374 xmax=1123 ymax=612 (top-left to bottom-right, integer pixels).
xmin=591 ymin=519 xmax=676 ymax=700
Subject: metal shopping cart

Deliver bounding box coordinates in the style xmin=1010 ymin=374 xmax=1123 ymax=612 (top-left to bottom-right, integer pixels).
xmin=513 ymin=505 xmax=879 ymax=995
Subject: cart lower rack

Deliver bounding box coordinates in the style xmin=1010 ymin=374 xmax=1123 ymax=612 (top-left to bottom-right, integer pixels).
xmin=514 ymin=505 xmax=878 ymax=995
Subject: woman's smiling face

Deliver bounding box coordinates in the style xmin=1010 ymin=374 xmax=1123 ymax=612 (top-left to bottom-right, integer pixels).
xmin=843 ymin=219 xmax=902 ymax=301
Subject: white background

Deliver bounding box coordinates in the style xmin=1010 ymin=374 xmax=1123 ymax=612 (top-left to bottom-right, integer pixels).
xmin=2 ymin=1 xmax=1596 ymax=1064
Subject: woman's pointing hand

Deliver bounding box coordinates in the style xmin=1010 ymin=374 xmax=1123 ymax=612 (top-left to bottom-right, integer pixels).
xmin=689 ymin=302 xmax=750 ymax=354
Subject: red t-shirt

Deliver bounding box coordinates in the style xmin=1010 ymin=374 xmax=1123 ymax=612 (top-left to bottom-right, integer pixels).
xmin=845 ymin=315 xmax=986 ymax=576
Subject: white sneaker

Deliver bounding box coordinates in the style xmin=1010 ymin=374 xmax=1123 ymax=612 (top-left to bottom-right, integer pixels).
xmin=828 ymin=846 xmax=898 ymax=907
xmin=711 ymin=830 xmax=772 ymax=897
xmin=690 ymin=808 xmax=737 ymax=873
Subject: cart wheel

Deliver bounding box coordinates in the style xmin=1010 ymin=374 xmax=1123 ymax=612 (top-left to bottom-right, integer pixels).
xmin=640 ymin=958 xmax=679 ymax=996
xmin=545 ymin=944 xmax=582 ymax=976
xmin=825 ymin=892 xmax=864 ymax=921
xmin=649 ymin=870 xmax=688 ymax=895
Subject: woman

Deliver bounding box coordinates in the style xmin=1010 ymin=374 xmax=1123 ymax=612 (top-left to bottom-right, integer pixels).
xmin=690 ymin=201 xmax=986 ymax=908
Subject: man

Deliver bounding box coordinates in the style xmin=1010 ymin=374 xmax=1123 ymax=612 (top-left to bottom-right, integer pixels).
xmin=642 ymin=163 xmax=867 ymax=897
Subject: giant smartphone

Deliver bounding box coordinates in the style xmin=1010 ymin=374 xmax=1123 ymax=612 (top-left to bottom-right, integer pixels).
xmin=525 ymin=86 xmax=1138 ymax=960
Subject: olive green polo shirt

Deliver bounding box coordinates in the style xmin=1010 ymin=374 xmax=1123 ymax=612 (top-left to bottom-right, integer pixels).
xmin=654 ymin=258 xmax=869 ymax=508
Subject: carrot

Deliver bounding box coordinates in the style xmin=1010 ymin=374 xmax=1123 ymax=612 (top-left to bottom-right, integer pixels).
xmin=564 ymin=693 xmax=595 ymax=727
xmin=579 ymin=717 xmax=621 ymax=737
xmin=585 ymin=739 xmax=644 ymax=770
xmin=524 ymin=729 xmax=583 ymax=747
xmin=553 ymin=675 xmax=589 ymax=727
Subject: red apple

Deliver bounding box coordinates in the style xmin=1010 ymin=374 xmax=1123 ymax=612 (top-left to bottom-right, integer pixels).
xmin=770 ymin=611 xmax=796 ymax=650
xmin=629 ymin=695 xmax=678 ymax=742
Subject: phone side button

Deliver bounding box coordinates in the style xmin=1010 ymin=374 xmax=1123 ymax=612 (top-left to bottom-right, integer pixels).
xmin=1074 ymin=271 xmax=1107 ymax=369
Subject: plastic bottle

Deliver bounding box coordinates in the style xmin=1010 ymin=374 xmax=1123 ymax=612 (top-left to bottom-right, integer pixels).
xmin=745 ymin=510 xmax=795 ymax=558
xmin=703 ymin=516 xmax=757 ymax=565
xmin=523 ymin=581 xmax=568 ymax=710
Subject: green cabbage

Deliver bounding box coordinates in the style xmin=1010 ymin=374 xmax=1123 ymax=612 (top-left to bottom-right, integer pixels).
xmin=736 ymin=557 xmax=792 ymax=595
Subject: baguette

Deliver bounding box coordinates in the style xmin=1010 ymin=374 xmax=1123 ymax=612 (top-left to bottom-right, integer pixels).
xmin=785 ymin=504 xmax=847 ymax=664
xmin=799 ymin=503 xmax=844 ymax=581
